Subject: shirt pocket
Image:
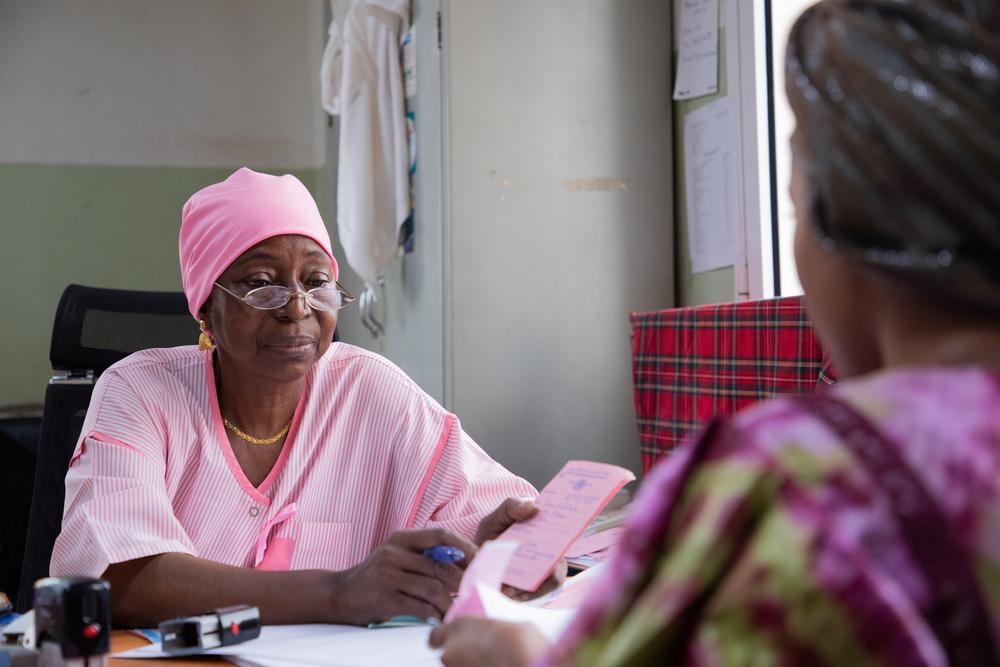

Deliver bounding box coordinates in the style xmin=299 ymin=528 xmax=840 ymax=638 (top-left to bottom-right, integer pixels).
xmin=289 ymin=520 xmax=354 ymax=571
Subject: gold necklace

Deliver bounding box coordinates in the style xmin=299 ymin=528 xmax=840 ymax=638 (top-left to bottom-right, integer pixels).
xmin=222 ymin=416 xmax=292 ymax=446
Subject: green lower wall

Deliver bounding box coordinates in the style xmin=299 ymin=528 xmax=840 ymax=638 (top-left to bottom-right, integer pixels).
xmin=0 ymin=163 xmax=328 ymax=408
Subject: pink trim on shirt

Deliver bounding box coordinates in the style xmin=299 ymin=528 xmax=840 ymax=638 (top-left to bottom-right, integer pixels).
xmin=405 ymin=413 xmax=456 ymax=528
xmin=84 ymin=430 xmax=143 ymax=454
xmin=256 ymin=381 xmax=309 ymax=498
xmin=204 ymin=351 xmax=307 ymax=505
xmin=256 ymin=537 xmax=295 ymax=571
xmin=253 ymin=503 xmax=299 ymax=569
xmin=71 ymin=430 xmax=146 ymax=468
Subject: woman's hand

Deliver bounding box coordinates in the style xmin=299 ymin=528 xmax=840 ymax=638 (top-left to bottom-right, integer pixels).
xmin=329 ymin=528 xmax=477 ymax=625
xmin=475 ymin=498 xmax=568 ymax=601
xmin=474 ymin=497 xmax=538 ymax=545
xmin=429 ymin=617 xmax=550 ymax=667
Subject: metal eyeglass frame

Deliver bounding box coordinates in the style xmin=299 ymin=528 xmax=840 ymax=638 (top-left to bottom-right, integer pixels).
xmin=213 ymin=281 xmax=356 ymax=312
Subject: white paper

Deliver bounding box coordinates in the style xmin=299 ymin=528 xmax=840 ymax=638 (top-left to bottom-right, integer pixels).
xmin=684 ymin=96 xmax=739 ymax=273
xmin=114 ymin=587 xmax=573 ymax=666
xmin=475 ymin=584 xmax=576 ymax=643
xmin=115 ymin=624 xmax=441 ymax=666
xmin=0 ymin=611 xmax=34 ymax=648
xmin=673 ymin=0 xmax=719 ymax=100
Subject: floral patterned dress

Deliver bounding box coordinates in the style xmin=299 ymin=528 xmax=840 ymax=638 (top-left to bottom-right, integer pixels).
xmin=543 ymin=367 xmax=1000 ymax=666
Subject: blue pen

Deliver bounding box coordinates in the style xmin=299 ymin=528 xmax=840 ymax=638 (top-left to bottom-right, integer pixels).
xmin=423 ymin=545 xmax=465 ymax=564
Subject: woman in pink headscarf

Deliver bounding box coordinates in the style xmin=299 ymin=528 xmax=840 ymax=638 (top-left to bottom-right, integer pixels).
xmin=50 ymin=167 xmax=546 ymax=626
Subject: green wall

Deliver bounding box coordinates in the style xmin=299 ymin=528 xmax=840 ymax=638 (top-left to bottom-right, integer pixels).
xmin=674 ymin=27 xmax=736 ymax=307
xmin=0 ymin=164 xmax=327 ymax=408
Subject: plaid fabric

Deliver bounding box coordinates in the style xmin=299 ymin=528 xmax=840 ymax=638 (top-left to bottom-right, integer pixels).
xmin=631 ymin=296 xmax=833 ymax=473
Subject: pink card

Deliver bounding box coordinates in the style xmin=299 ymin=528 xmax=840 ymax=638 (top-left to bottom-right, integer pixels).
xmin=565 ymin=526 xmax=625 ymax=559
xmin=445 ymin=540 xmax=519 ymax=622
xmin=500 ymin=460 xmax=635 ymax=591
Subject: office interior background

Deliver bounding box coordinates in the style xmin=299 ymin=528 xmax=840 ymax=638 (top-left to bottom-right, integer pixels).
xmin=1 ymin=0 xmax=810 ymax=483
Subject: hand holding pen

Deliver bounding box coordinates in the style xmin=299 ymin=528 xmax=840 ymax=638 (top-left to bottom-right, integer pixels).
xmin=368 ymin=545 xmax=469 ymax=628
xmin=330 ymin=528 xmax=476 ymax=625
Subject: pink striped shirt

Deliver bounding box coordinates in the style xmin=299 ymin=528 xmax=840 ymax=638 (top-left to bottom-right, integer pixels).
xmin=50 ymin=343 xmax=536 ymax=577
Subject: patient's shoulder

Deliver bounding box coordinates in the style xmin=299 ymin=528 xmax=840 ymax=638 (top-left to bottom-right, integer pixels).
xmin=727 ymin=366 xmax=1000 ymax=495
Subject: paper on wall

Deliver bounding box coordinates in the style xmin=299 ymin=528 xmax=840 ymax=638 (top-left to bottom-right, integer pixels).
xmin=684 ymin=95 xmax=739 ymax=273
xmin=673 ymin=0 xmax=720 ymax=100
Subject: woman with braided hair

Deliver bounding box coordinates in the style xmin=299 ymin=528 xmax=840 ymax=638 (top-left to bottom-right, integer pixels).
xmin=430 ymin=1 xmax=1000 ymax=665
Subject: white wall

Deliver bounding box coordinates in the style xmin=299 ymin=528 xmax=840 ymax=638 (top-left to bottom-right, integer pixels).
xmin=445 ymin=0 xmax=674 ymax=483
xmin=334 ymin=0 xmax=674 ymax=484
xmin=0 ymin=0 xmax=325 ymax=168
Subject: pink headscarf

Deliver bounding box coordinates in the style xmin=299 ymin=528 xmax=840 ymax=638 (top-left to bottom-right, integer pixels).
xmin=179 ymin=167 xmax=339 ymax=320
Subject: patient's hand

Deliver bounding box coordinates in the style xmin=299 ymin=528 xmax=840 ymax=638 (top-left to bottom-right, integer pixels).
xmin=429 ymin=617 xmax=549 ymax=667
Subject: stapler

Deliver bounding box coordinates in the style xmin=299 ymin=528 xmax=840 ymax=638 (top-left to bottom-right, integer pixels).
xmin=158 ymin=605 xmax=260 ymax=655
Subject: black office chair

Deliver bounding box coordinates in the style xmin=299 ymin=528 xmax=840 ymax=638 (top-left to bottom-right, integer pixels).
xmin=16 ymin=285 xmax=198 ymax=611
xmin=0 ymin=414 xmax=39 ymax=604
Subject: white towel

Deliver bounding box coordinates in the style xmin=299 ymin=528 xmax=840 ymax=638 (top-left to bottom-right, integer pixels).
xmin=321 ymin=0 xmax=410 ymax=290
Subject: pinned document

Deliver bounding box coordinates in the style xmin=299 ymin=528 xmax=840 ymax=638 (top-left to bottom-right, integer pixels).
xmin=673 ymin=0 xmax=720 ymax=100
xmin=500 ymin=461 xmax=635 ymax=592
xmin=684 ymin=95 xmax=739 ymax=273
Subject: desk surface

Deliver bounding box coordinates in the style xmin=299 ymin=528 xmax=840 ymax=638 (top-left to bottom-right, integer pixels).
xmin=111 ymin=631 xmax=223 ymax=666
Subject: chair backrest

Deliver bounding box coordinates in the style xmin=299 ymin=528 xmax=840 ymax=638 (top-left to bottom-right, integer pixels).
xmin=630 ymin=296 xmax=835 ymax=474
xmin=0 ymin=415 xmax=38 ymax=606
xmin=16 ymin=285 xmax=198 ymax=611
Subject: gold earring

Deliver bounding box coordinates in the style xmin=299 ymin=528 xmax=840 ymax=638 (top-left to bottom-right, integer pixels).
xmin=198 ymin=320 xmax=216 ymax=352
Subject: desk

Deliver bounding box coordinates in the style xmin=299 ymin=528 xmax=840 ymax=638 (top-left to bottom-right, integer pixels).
xmin=111 ymin=631 xmax=223 ymax=666
xmin=109 ymin=624 xmax=443 ymax=666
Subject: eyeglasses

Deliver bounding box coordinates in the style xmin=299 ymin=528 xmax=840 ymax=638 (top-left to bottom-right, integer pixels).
xmin=213 ymin=281 xmax=355 ymax=312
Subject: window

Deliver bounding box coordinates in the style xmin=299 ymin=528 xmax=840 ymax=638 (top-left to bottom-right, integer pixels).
xmin=712 ymin=0 xmax=829 ymax=301
xmin=769 ymin=0 xmax=816 ymax=296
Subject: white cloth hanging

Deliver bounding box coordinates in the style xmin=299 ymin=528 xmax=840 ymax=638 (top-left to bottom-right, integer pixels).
xmin=321 ymin=0 xmax=410 ymax=290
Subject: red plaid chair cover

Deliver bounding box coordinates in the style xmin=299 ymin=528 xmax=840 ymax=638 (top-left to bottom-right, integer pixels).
xmin=630 ymin=296 xmax=834 ymax=473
